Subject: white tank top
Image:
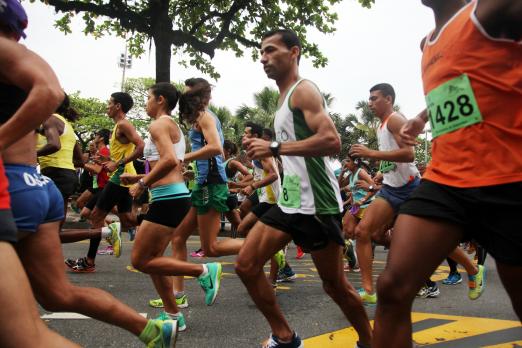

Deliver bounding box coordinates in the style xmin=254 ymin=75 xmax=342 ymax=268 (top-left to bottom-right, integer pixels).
xmin=252 ymin=158 xmax=280 ymax=204
xmin=143 ymin=116 xmax=186 ymax=161
xmin=376 ymin=112 xmax=419 ymax=187
xmin=274 ymin=78 xmax=343 ymax=215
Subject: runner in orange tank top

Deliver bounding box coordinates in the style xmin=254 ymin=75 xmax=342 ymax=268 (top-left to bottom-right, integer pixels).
xmin=373 ymin=1 xmax=522 ymax=347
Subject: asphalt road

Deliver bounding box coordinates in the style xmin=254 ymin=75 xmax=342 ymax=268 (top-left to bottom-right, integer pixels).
xmin=42 ymin=231 xmax=521 ymax=348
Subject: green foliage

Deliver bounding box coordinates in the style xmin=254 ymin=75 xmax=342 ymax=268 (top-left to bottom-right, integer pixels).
xmin=69 ymin=93 xmax=112 ymax=148
xmin=35 ymin=0 xmax=374 ymax=81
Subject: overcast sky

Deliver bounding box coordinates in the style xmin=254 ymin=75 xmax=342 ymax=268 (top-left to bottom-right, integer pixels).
xmin=23 ymin=1 xmax=435 ymax=119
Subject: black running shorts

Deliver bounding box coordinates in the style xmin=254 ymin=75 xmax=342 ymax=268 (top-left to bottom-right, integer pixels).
xmin=144 ymin=197 xmax=191 ymax=228
xmin=400 ymin=179 xmax=522 ymax=265
xmin=95 ymin=181 xmax=132 ymax=214
xmin=0 ymin=209 xmax=17 ymax=243
xmin=260 ymin=205 xmax=344 ymax=252
xmin=41 ymin=167 xmax=78 ymax=201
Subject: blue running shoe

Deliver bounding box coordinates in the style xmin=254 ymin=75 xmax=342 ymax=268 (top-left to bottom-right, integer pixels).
xmin=442 ymin=273 xmax=462 ymax=285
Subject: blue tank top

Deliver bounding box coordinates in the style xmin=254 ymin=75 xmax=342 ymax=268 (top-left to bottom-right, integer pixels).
xmin=188 ymin=110 xmax=227 ymax=185
xmin=348 ymin=168 xmax=373 ymax=209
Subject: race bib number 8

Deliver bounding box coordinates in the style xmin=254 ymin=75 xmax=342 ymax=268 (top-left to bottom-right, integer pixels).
xmin=426 ymin=74 xmax=483 ymax=138
xmin=279 ymin=174 xmax=301 ymax=209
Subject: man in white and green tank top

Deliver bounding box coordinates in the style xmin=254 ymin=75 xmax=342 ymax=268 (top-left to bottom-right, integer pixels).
xmin=236 ymin=29 xmax=372 ymax=348
xmin=349 ymin=83 xmax=420 ymax=304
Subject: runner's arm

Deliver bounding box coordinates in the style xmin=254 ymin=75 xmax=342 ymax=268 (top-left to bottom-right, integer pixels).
xmin=243 ymin=81 xmax=340 ymax=158
xmin=242 ymin=157 xmax=278 ymax=196
xmin=117 ymin=120 xmax=145 ymax=165
xmin=184 ymin=112 xmax=223 ymax=162
xmin=36 ymin=115 xmax=62 ymax=156
xmin=0 ymin=38 xmax=64 ymax=151
xmin=140 ymin=120 xmax=180 ymax=187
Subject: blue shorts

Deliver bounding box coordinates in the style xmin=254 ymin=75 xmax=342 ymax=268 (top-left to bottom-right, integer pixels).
xmin=6 ymin=164 xmax=64 ymax=232
xmin=375 ymin=176 xmax=420 ymax=214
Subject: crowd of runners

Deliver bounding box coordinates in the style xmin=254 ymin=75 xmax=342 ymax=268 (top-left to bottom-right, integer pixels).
xmin=0 ymin=0 xmax=520 ymax=347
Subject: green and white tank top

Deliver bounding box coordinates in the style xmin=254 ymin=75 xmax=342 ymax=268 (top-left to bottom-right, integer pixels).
xmin=274 ymin=78 xmax=343 ymax=215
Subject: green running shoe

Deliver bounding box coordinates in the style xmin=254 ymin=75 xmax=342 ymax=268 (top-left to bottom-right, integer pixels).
xmin=149 ymin=295 xmax=189 ymax=309
xmin=146 ymin=319 xmax=177 ymax=348
xmin=468 ymin=264 xmax=486 ymax=300
xmin=108 ymin=222 xmax=122 ymax=258
xmin=358 ymin=288 xmax=377 ymax=305
xmin=274 ymin=250 xmax=286 ymax=270
xmin=156 ymin=312 xmax=186 ymax=332
xmin=198 ymin=262 xmax=222 ymax=306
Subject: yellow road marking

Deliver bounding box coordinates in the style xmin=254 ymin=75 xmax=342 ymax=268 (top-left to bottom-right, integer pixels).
xmin=303 ymin=313 xmax=521 ymax=347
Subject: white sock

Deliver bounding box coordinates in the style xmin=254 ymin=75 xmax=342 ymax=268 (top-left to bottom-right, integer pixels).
xmin=166 ymin=311 xmax=180 ymax=319
xmin=101 ymin=227 xmax=111 ymax=239
xmin=199 ymin=264 xmax=208 ymax=278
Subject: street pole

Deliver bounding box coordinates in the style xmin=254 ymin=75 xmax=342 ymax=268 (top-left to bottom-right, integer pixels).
xmin=121 ymin=39 xmax=128 ymax=91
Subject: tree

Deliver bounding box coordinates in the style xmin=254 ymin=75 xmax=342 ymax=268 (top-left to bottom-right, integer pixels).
xmin=235 ymin=86 xmax=279 ymax=140
xmin=36 ymin=0 xmax=374 ymax=82
xmin=69 ymin=93 xmax=112 ymax=148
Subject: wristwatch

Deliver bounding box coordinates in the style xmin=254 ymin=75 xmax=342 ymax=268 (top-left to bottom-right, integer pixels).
xmin=368 ymin=185 xmax=374 ymax=192
xmin=117 ymin=159 xmax=125 ymax=167
xmin=138 ymin=178 xmax=148 ymax=189
xmin=269 ymin=141 xmax=281 ymax=157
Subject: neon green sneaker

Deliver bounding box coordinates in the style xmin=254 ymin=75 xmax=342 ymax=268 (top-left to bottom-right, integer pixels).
xmin=358 ymin=288 xmax=377 ymax=305
xmin=156 ymin=312 xmax=186 ymax=332
xmin=468 ymin=264 xmax=486 ymax=300
xmin=146 ymin=319 xmax=177 ymax=348
xmin=149 ymin=295 xmax=189 ymax=309
xmin=198 ymin=262 xmax=222 ymax=306
xmin=107 ymin=222 xmax=122 ymax=258
xmin=274 ymin=250 xmax=286 ymax=270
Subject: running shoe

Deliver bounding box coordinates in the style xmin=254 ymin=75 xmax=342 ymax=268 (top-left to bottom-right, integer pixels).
xmin=277 ymin=266 xmax=297 ymax=283
xmin=442 ymin=272 xmax=462 ymax=285
xmin=146 ymin=319 xmax=177 ymax=348
xmin=416 ymin=286 xmax=428 ymax=297
xmin=295 ymin=246 xmax=304 ymax=260
xmin=107 ymin=222 xmax=122 ymax=257
xmin=149 ymin=295 xmax=189 ymax=309
xmin=274 ymin=250 xmax=286 ymax=270
xmin=468 ymin=264 xmax=486 ymax=300
xmin=426 ymin=283 xmax=440 ymax=298
xmin=156 ymin=312 xmax=186 ymax=332
xmin=358 ymin=289 xmax=377 ymax=305
xmin=198 ymin=262 xmax=222 ymax=306
xmin=97 ymin=245 xmax=114 ymax=255
xmin=71 ymin=258 xmax=96 ymax=273
xmin=263 ymin=332 xmax=303 ymax=348
xmin=64 ymin=257 xmax=81 ymax=269
xmin=190 ymin=248 xmax=205 ymax=258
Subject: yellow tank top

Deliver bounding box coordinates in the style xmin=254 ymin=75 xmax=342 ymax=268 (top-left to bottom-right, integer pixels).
xmin=37 ymin=114 xmax=76 ymax=170
xmin=109 ymin=122 xmax=136 ymax=186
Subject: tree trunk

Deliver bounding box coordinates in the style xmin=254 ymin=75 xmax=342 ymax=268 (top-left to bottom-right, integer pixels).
xmin=151 ymin=0 xmax=172 ymax=83
xmin=154 ymin=34 xmax=171 ymax=83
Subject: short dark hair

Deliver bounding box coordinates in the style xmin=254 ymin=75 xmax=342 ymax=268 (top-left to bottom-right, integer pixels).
xmin=369 ymin=83 xmax=395 ymax=105
xmin=149 ymin=82 xmax=180 ymax=112
xmin=262 ymin=128 xmax=274 ymax=140
xmin=111 ymin=92 xmax=134 ymax=113
xmin=262 ymin=29 xmax=302 ymax=63
xmin=96 ymin=128 xmax=111 ymax=145
xmin=55 ymin=93 xmax=79 ymax=122
xmin=223 ymin=140 xmax=238 ymax=156
xmin=179 ymin=78 xmax=212 ymax=125
xmin=245 ymin=121 xmax=264 ymax=138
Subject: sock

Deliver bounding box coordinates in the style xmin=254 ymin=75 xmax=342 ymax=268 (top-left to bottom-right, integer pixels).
xmin=199 ymin=264 xmax=208 ymax=278
xmin=166 ymin=311 xmax=180 ymax=319
xmin=174 ymin=291 xmax=185 ymax=299
xmin=138 ymin=319 xmax=160 ymax=344
xmin=101 ymin=227 xmax=111 ymax=239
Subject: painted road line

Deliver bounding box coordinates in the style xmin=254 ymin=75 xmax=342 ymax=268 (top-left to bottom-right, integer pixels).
xmin=42 ymin=312 xmax=148 ymax=319
xmin=303 ymin=312 xmax=521 ymax=347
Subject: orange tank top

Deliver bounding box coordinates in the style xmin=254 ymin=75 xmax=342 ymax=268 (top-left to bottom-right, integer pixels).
xmin=421 ymin=1 xmax=522 ymax=188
